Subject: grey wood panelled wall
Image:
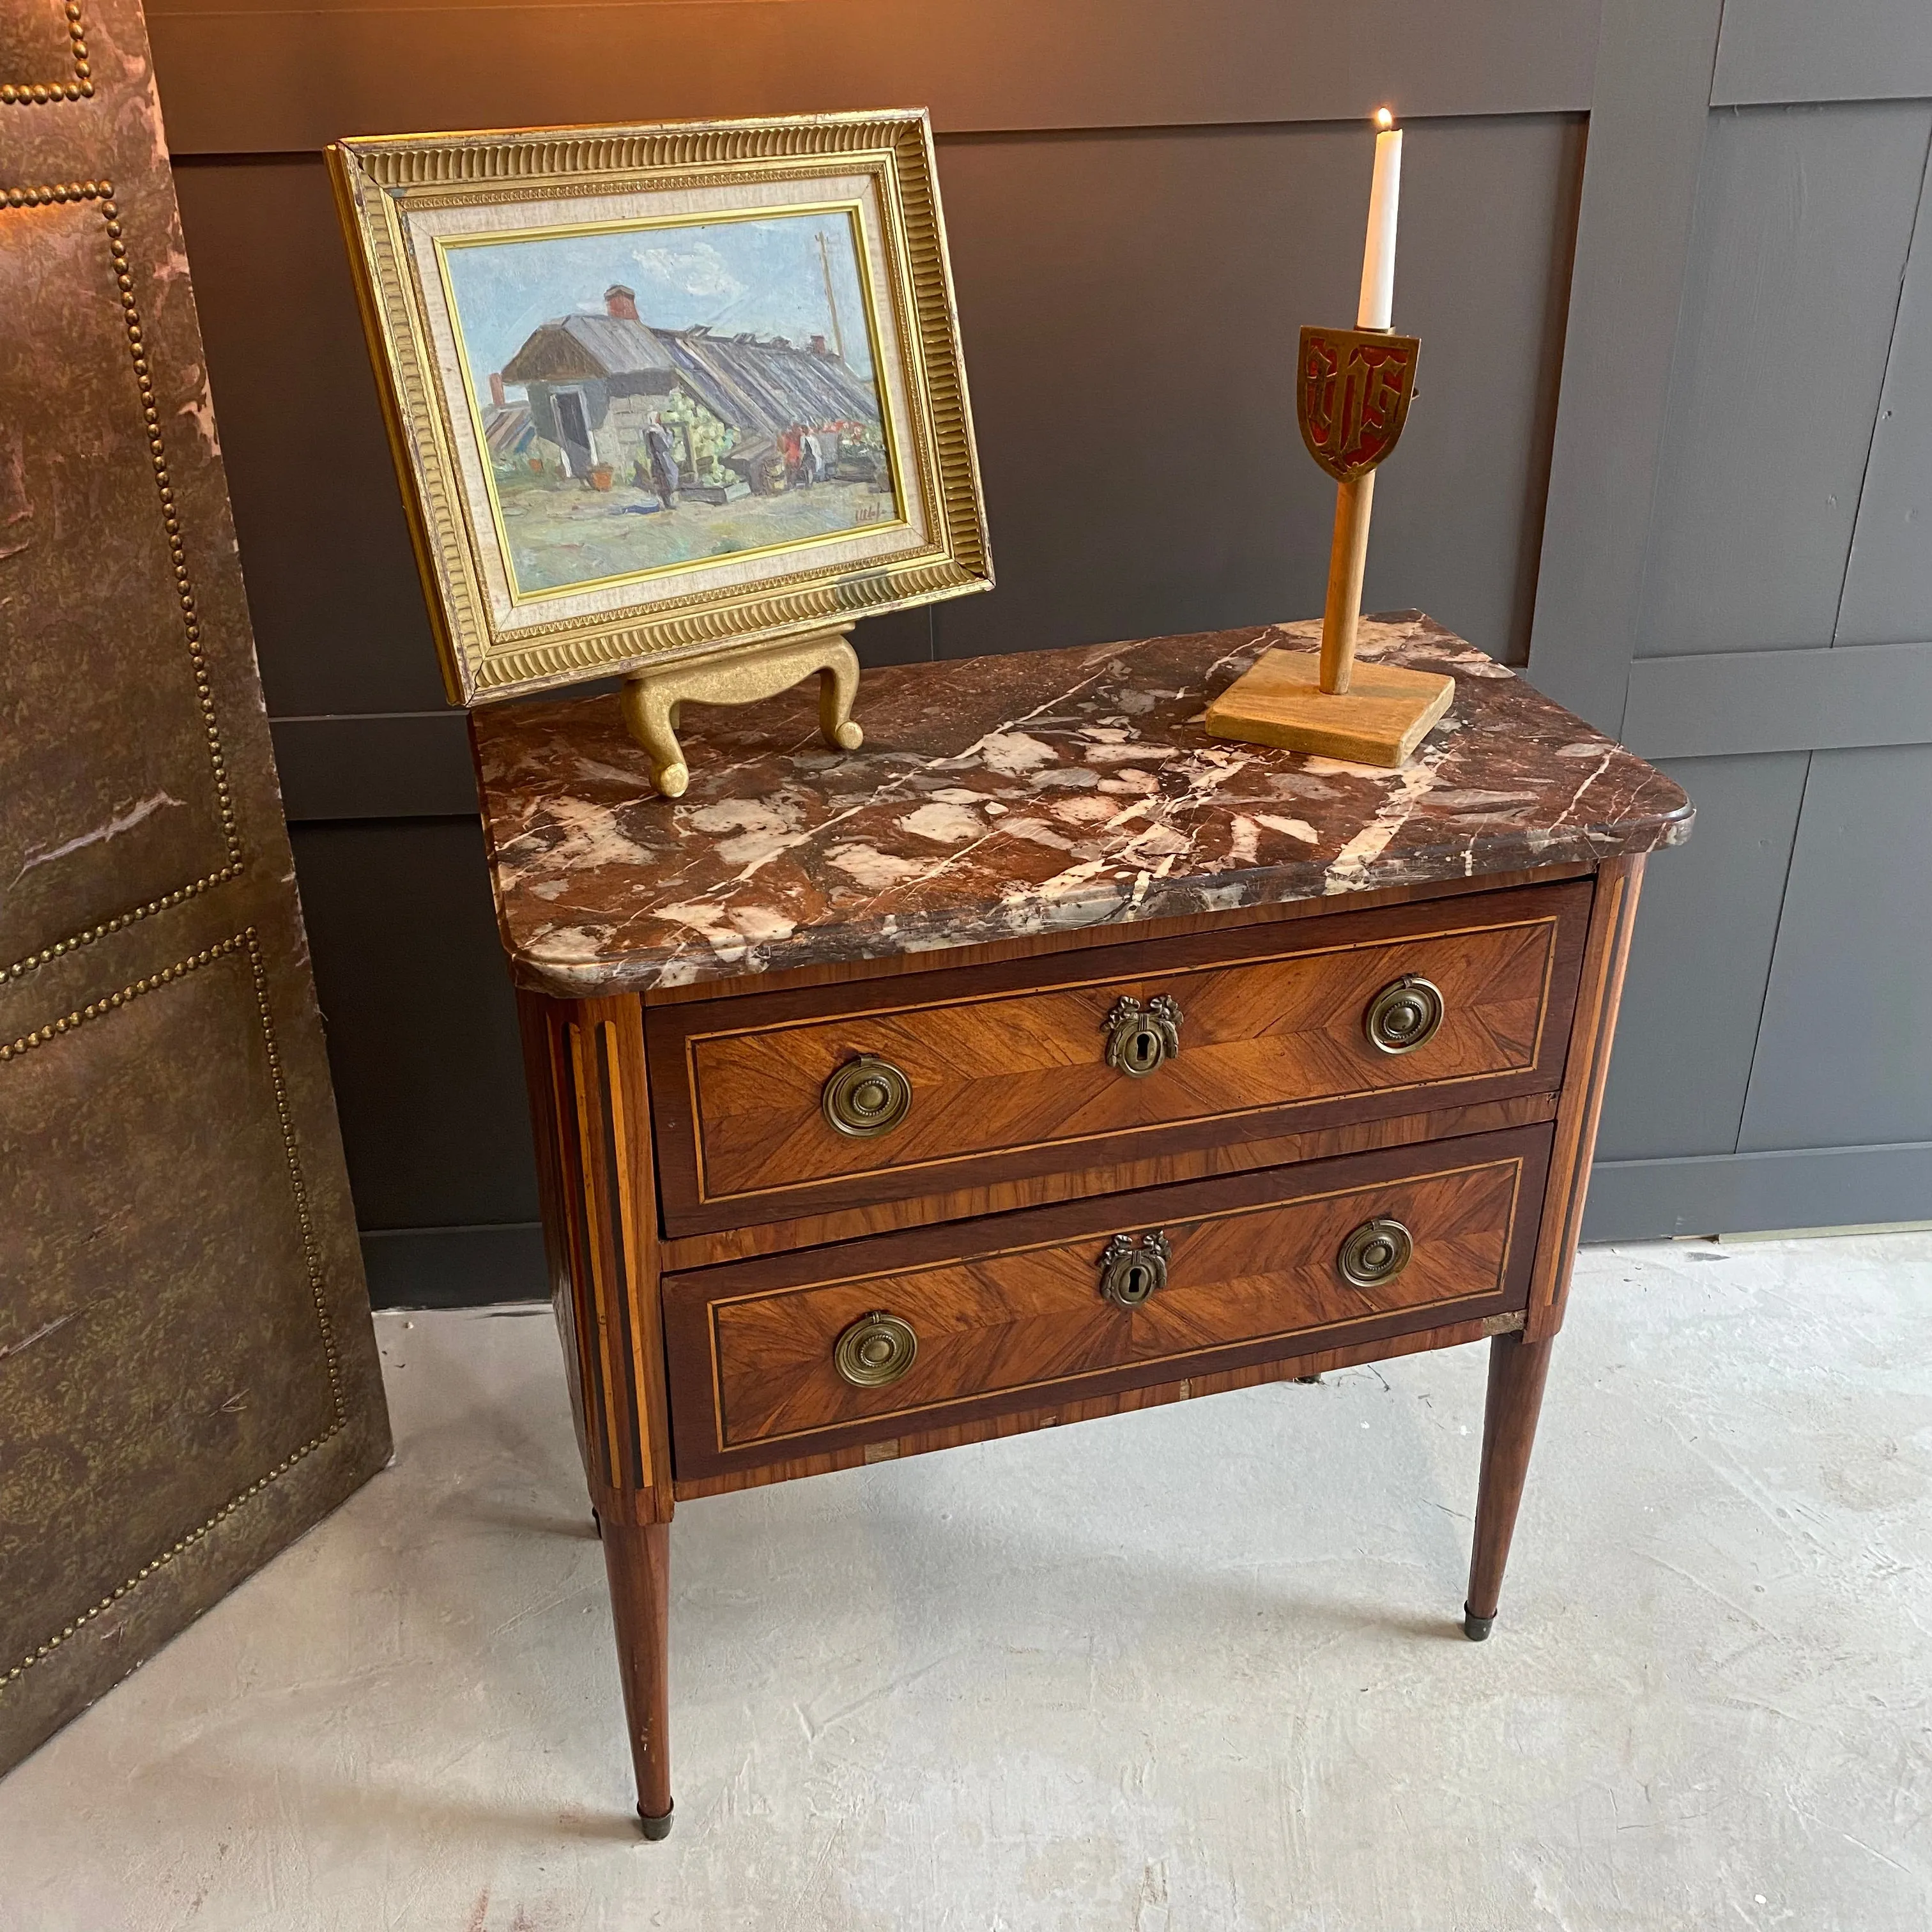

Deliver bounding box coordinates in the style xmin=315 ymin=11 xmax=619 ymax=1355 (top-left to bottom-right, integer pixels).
xmin=1541 ymin=0 xmax=1932 ymax=1238
xmin=144 ymin=0 xmax=1929 ymax=1299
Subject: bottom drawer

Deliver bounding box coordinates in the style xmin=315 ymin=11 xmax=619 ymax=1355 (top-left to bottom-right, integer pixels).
xmin=663 ymin=1126 xmax=1551 ymax=1480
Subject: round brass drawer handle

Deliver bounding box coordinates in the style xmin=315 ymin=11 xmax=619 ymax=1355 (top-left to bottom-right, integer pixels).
xmin=822 ymin=1054 xmax=912 ymax=1137
xmin=834 ymin=1311 xmax=919 ymax=1388
xmin=1364 ymin=975 xmax=1444 ymax=1055
xmin=1338 ymin=1217 xmax=1414 ymax=1289
xmin=1104 ymin=994 xmax=1182 ymax=1078
xmin=1099 ymin=1229 xmax=1171 ymax=1307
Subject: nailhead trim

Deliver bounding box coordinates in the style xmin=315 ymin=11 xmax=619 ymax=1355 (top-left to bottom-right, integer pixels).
xmin=1 ymin=931 xmax=350 ymax=1694
xmin=0 ymin=3 xmax=94 ymax=105
xmin=0 ymin=181 xmax=245 ymax=983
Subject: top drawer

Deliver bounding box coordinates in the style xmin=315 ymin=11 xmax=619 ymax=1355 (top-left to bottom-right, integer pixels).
xmin=647 ymin=879 xmax=1591 ymax=1234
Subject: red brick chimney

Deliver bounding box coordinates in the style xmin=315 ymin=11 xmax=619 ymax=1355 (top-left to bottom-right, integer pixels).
xmin=604 ymin=284 xmax=640 ymax=322
xmin=809 ymin=334 xmax=828 ymax=356
xmin=488 ymin=371 xmax=506 ymax=407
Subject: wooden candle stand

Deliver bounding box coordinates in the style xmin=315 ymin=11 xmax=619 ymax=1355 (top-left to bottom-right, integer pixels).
xmin=1209 ymin=325 xmax=1452 ymax=769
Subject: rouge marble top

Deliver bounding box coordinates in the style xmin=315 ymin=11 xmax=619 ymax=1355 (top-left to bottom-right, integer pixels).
xmin=471 ymin=613 xmax=1692 ymax=997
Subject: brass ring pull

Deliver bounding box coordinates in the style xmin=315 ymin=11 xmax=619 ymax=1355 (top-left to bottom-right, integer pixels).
xmin=1104 ymin=995 xmax=1182 ymax=1078
xmin=834 ymin=1311 xmax=919 ymax=1388
xmin=1363 ymin=975 xmax=1444 ymax=1055
xmin=1100 ymin=1230 xmax=1171 ymax=1307
xmin=822 ymin=1054 xmax=912 ymax=1137
xmin=1338 ymin=1217 xmax=1413 ymax=1289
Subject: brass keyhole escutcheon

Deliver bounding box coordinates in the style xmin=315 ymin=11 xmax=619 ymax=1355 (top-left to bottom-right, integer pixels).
xmin=1364 ymin=975 xmax=1444 ymax=1055
xmin=834 ymin=1311 xmax=919 ymax=1388
xmin=822 ymin=1054 xmax=912 ymax=1137
xmin=1100 ymin=1229 xmax=1172 ymax=1307
xmin=1337 ymin=1217 xmax=1413 ymax=1289
xmin=1104 ymin=994 xmax=1183 ymax=1078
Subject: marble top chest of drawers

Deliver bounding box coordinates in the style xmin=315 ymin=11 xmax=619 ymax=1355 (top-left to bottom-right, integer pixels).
xmin=470 ymin=612 xmax=1692 ymax=1836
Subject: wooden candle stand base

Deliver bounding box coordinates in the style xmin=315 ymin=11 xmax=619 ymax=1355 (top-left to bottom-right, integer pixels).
xmin=1206 ymin=647 xmax=1453 ymax=767
xmin=620 ymin=624 xmax=862 ymax=798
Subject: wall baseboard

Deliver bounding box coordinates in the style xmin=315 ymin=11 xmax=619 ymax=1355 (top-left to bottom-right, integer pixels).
xmin=360 ymin=1223 xmax=548 ymax=1308
xmin=1583 ymin=1141 xmax=1932 ymax=1243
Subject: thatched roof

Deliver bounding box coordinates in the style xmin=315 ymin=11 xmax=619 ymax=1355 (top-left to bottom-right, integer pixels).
xmin=501 ymin=313 xmax=881 ymax=438
xmin=664 ymin=330 xmax=881 ymax=438
xmin=501 ymin=315 xmax=678 ymax=385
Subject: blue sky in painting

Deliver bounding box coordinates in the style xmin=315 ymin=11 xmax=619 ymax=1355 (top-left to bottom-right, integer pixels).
xmin=442 ymin=209 xmax=876 ymax=401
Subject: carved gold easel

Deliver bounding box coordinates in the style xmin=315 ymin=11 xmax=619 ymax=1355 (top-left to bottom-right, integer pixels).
xmin=1207 ymin=325 xmax=1453 ymax=767
xmin=620 ymin=624 xmax=864 ymax=799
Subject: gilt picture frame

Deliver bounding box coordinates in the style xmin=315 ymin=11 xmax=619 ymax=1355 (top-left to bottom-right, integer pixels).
xmin=329 ymin=111 xmax=992 ymax=706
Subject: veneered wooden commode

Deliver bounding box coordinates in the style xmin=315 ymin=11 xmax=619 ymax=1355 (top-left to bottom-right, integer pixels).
xmin=471 ymin=613 xmax=1692 ymax=1836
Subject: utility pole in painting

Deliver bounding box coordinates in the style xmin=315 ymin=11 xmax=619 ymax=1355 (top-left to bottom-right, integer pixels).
xmin=815 ymin=231 xmax=847 ymax=364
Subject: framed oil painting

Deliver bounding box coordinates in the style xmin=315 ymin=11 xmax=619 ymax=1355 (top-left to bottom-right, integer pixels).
xmin=330 ymin=112 xmax=992 ymax=705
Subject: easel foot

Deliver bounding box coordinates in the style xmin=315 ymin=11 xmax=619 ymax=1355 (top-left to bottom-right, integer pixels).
xmin=1462 ymin=1606 xmax=1495 ymax=1642
xmin=620 ymin=624 xmax=863 ymax=798
xmin=639 ymin=1805 xmax=674 ymax=1841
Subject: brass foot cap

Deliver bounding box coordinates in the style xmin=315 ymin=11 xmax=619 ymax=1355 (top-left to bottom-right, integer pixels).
xmin=639 ymin=1804 xmax=674 ymax=1841
xmin=1462 ymin=1605 xmax=1494 ymax=1643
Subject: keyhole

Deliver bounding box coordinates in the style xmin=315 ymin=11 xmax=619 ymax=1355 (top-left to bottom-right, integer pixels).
xmin=1130 ymin=1027 xmax=1159 ymax=1071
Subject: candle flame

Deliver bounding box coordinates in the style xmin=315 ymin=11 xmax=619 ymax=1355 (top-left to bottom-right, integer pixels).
xmin=1375 ymin=107 xmax=1395 ymax=130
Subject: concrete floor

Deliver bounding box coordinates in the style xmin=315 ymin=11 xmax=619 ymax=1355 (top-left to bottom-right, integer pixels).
xmin=2 ymin=1233 xmax=1928 ymax=1931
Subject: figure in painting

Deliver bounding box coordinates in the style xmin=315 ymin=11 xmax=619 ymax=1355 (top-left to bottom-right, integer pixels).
xmin=643 ymin=413 xmax=681 ymax=509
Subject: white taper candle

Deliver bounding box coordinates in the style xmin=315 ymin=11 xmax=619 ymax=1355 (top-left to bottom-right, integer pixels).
xmin=1356 ymin=111 xmax=1402 ymax=330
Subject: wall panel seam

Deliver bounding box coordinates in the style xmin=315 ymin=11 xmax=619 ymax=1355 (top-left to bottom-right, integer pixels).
xmin=1595 ymin=1138 xmax=1932 ymax=1173
xmin=1830 ymin=116 xmax=1932 ymax=648
xmin=1611 ymin=94 xmax=1722 ymax=743
xmin=1729 ymin=749 xmax=1812 ymax=1158
xmin=168 ymin=111 xmax=1591 ymax=171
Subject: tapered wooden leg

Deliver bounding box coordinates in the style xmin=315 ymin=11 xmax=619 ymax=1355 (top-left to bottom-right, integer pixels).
xmin=521 ymin=992 xmax=678 ymax=1832
xmin=1464 ymin=1330 xmax=1554 ymax=1641
xmin=603 ymin=1518 xmax=673 ymax=1836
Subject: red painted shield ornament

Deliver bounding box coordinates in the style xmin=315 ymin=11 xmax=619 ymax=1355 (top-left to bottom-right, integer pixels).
xmin=1297 ymin=326 xmax=1420 ymax=483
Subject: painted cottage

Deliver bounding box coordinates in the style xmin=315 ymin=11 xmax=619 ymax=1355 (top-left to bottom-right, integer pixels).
xmin=499 ymin=285 xmax=883 ymax=494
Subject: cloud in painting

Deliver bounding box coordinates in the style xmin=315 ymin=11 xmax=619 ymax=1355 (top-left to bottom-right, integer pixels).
xmin=632 ymin=239 xmax=746 ymax=302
